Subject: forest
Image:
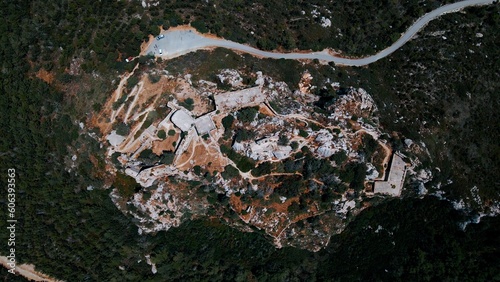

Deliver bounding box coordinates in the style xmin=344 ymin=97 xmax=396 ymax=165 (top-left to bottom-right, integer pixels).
xmin=1 ymin=0 xmax=498 ymax=281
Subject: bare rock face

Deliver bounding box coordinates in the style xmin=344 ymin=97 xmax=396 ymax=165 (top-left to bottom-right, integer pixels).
xmin=317 ymin=145 xmax=335 ymax=158
xmin=416 ymin=169 xmax=433 ymax=182
xmin=356 ymin=88 xmax=377 ymax=112
xmin=217 ymin=69 xmax=243 ymax=87
xmin=315 ymin=130 xmax=335 ymax=143
xmin=366 ymin=163 xmax=380 ymax=180
xmin=330 ymin=88 xmax=378 ymax=121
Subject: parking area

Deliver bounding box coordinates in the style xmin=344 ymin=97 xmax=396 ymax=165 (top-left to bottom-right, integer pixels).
xmin=145 ymin=28 xmax=220 ymax=58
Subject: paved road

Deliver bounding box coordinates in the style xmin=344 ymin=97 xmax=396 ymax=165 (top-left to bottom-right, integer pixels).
xmin=146 ymin=0 xmax=494 ymax=66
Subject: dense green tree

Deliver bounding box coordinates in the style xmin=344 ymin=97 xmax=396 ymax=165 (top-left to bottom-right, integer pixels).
xmin=157 ymin=129 xmax=166 ymax=139
xmin=237 ymin=107 xmax=259 ymax=123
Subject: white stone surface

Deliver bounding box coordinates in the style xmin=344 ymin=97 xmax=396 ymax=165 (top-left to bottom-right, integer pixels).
xmin=107 ymin=130 xmax=126 ymax=146
xmin=374 ymin=153 xmax=407 ymax=196
xmin=171 ymin=109 xmax=195 ymax=131
xmin=194 ymin=114 xmax=216 ymax=135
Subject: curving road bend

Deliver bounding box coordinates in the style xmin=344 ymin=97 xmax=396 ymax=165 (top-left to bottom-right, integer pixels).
xmin=146 ymin=0 xmax=495 ymax=66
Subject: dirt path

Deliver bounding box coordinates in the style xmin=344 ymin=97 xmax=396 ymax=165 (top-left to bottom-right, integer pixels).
xmin=91 ymin=64 xmax=139 ymax=135
xmin=0 ymin=256 xmax=63 ymax=282
xmin=123 ymin=82 xmax=144 ymax=123
xmin=282 ymin=113 xmax=326 ymax=128
xmin=250 ymin=172 xmax=303 ymax=180
xmin=175 ymin=133 xmax=198 ymax=168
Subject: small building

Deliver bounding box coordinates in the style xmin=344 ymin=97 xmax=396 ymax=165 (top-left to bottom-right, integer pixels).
xmin=170 ymin=109 xmax=195 ymax=132
xmin=194 ymin=115 xmax=216 ymax=135
xmin=373 ymin=153 xmax=407 ymax=196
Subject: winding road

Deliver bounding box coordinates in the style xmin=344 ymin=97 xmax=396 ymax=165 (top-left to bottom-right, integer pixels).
xmin=146 ymin=0 xmax=494 ymax=66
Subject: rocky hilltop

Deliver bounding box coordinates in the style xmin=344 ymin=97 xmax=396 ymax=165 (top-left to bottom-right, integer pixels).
xmin=93 ymin=67 xmax=411 ymax=251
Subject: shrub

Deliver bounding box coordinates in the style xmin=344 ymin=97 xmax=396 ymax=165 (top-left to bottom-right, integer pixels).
xmin=222 ymin=115 xmax=235 ymax=139
xmin=274 ymin=177 xmax=302 ymax=198
xmin=299 ymin=129 xmax=309 ymax=138
xmin=221 ymin=165 xmax=240 ymax=180
xmin=278 ymin=135 xmax=289 ymax=146
xmin=180 ymin=98 xmax=194 ymax=111
xmin=234 ymin=128 xmax=255 ymax=142
xmin=284 ymin=159 xmax=302 ymax=173
xmin=330 ymin=151 xmax=348 ymax=165
xmin=112 ymin=102 xmax=120 ymax=111
xmin=139 ymin=149 xmax=154 ymax=159
xmin=142 ymin=119 xmax=153 ymax=129
xmin=193 ymin=165 xmax=202 ymax=175
xmin=251 ymin=162 xmax=272 ymax=177
xmin=268 ymin=100 xmax=282 ymax=114
xmin=113 ymin=173 xmax=139 ymax=199
xmin=160 ymin=151 xmax=175 ymax=165
xmin=92 ymin=103 xmax=102 ymax=112
xmin=237 ymin=107 xmax=259 ymax=123
xmin=216 ymin=78 xmax=232 ymax=91
xmin=287 ymin=202 xmax=301 ymax=213
xmin=340 ymin=162 xmax=367 ymax=192
xmin=310 ymin=123 xmax=320 ymax=131
xmin=191 ymin=20 xmax=208 ymax=33
xmin=236 ymin=157 xmax=255 ymax=172
xmin=111 ymin=152 xmax=122 ymax=167
xmin=115 ymin=122 xmax=130 ymax=136
xmin=142 ymin=111 xmax=158 ymax=130
xmin=362 ymin=134 xmax=378 ymax=160
xmin=157 ymin=130 xmax=166 ymax=139
xmin=127 ymin=76 xmax=139 ymax=88
xmin=220 ymin=145 xmax=255 ymax=172
xmin=148 ymin=74 xmax=161 ymax=83
xmin=222 ymin=114 xmax=235 ymax=129
xmin=143 ymin=192 xmax=152 ymax=201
